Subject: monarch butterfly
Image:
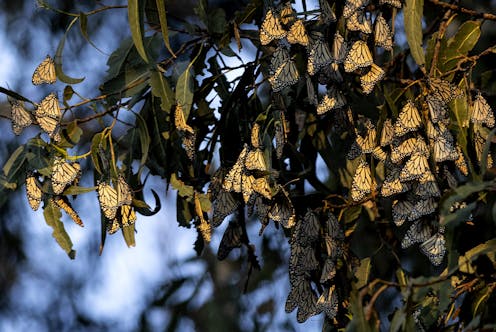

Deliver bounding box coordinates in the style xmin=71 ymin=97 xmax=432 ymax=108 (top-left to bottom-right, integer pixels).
xmin=317 ymin=86 xmax=346 ymax=115
xmin=320 ymin=258 xmax=336 ymax=283
xmin=401 ymin=220 xmax=432 ymax=249
xmin=381 ymin=169 xmax=408 ymax=197
xmin=279 ymin=2 xmax=295 ymax=26
xmin=53 ymin=195 xmax=84 ymax=227
xmin=343 ymin=0 xmax=369 ymax=18
xmin=316 ymin=285 xmax=338 ymax=319
xmin=372 ymin=145 xmax=387 ymax=161
xmin=391 ymin=137 xmax=418 ymax=164
xmin=394 ymin=101 xmax=422 ymax=137
xmin=268 ymin=186 xmax=296 ymax=228
xmin=360 ymin=63 xmax=385 ymax=94
xmin=470 ymin=92 xmax=495 ymax=128
xmin=293 ymin=245 xmax=319 ymax=272
xmin=351 ymin=160 xmax=374 ymax=201
xmin=174 ymin=104 xmax=194 ymax=135
xmin=217 ymin=220 xmax=243 ymax=260
xmin=97 ymin=181 xmax=119 ymax=220
xmin=275 ymin=120 xmax=286 ymax=159
xmin=428 ymin=78 xmax=463 ymax=104
xmin=51 ymin=157 xmax=80 ymax=195
xmin=10 ymin=100 xmax=32 ymax=135
xmin=269 ymin=60 xmax=300 ymax=91
xmin=270 ymin=46 xmax=291 ymax=73
xmin=380 ymin=118 xmax=394 ymax=146
xmin=379 ymin=0 xmax=402 ymax=8
xmin=392 ymin=199 xmax=415 ymax=226
xmin=260 ymin=9 xmax=287 ymax=45
xmin=347 ymin=10 xmax=372 ymax=34
xmin=26 ymin=174 xmax=42 ymax=211
xmin=414 ymin=136 xmax=430 ymax=157
xmin=32 ymin=55 xmax=56 ymax=85
xmin=374 ymin=15 xmax=393 ymax=51
xmin=35 ymin=93 xmax=61 ymax=141
xmin=344 ymin=40 xmax=373 ymax=73
xmin=253 ymin=195 xmax=271 ymax=232
xmin=223 ymin=145 xmax=248 ymax=193
xmin=117 ymin=175 xmax=132 ymax=206
xmin=474 ymin=126 xmax=494 ymax=168
xmin=326 ymin=212 xmax=345 ymax=240
xmin=119 ymin=204 xmax=137 ymax=227
xmin=182 ymin=131 xmax=196 ymax=161
xmin=426 ymin=94 xmax=448 ymax=124
xmin=296 ymin=209 xmax=321 ymax=246
xmin=285 ymin=276 xmax=317 ymax=323
xmin=212 ymin=189 xmax=239 ymax=227
xmin=241 ymin=173 xmax=255 ymax=203
xmin=411 ymin=197 xmax=437 ymax=220
xmin=287 ymin=19 xmax=309 ymax=46
xmin=355 ymin=124 xmax=377 ymax=154
xmin=420 ymin=232 xmax=446 ymax=265
xmin=455 ymin=145 xmax=469 ymax=176
xmin=251 ymin=123 xmax=261 ymax=148
xmin=245 ymin=148 xmax=267 ymax=171
xmin=428 ymin=123 xmax=458 ymax=162
xmin=414 ymin=171 xmax=440 ymax=198
xmin=307 ymin=38 xmax=332 ymax=75
xmin=400 ymin=152 xmax=430 ymax=182
xmin=331 ymin=32 xmax=348 ymax=63
xmin=319 ymin=0 xmax=336 ymax=23
xmin=252 ymin=177 xmax=272 ymax=200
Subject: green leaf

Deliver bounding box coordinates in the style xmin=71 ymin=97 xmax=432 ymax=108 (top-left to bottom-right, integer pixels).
xmin=134 ymin=189 xmax=161 ymax=216
xmin=155 ymin=0 xmax=176 ymax=57
xmin=390 ymin=309 xmax=406 ymax=332
xmin=63 ymin=185 xmax=97 ymax=195
xmin=448 ymin=21 xmax=481 ymax=55
xmin=170 ymin=173 xmax=194 ymax=198
xmin=43 ymin=199 xmax=76 ymax=258
xmin=404 ymin=0 xmax=425 ymax=66
xmin=106 ymin=38 xmax=134 ymax=80
xmin=150 ymin=70 xmax=174 ymax=112
xmin=175 ymin=67 xmax=194 ymax=118
xmin=122 ymin=224 xmax=136 ymax=247
xmin=3 ymin=145 xmax=26 ymax=179
xmin=176 ymin=195 xmax=194 ymax=227
xmin=135 ymin=112 xmax=150 ymax=178
xmin=78 ymin=12 xmax=105 ymax=54
xmin=346 ymin=286 xmax=377 ymax=332
xmin=128 ymin=0 xmax=149 ymax=63
xmin=208 ymin=8 xmax=227 ymax=35
xmin=55 ymin=17 xmax=85 ymax=84
xmin=57 ymin=121 xmax=83 ymax=149
xmin=91 ymin=132 xmax=105 ymax=175
xmin=355 ymin=257 xmax=371 ymax=289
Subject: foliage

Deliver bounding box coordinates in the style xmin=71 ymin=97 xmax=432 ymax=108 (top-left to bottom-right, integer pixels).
xmin=1 ymin=0 xmax=496 ymax=330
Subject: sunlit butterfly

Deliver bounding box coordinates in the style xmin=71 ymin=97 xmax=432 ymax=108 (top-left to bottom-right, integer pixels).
xmin=51 ymin=157 xmax=80 ymax=195
xmin=119 ymin=204 xmax=137 ymax=228
xmin=331 ymin=32 xmax=347 ymax=64
xmin=10 ymin=100 xmax=32 ymax=135
xmin=360 ymin=63 xmax=385 ymax=94
xmin=455 ymin=145 xmax=469 ymax=176
xmin=380 ymin=118 xmax=394 ymax=146
xmin=35 ymin=93 xmax=61 ymax=141
xmin=268 ymin=186 xmax=296 ymax=228
xmin=391 ymin=137 xmax=418 ymax=164
xmin=260 ymin=9 xmax=287 ymax=45
xmin=350 ymin=160 xmax=374 ymax=201
xmin=287 ymin=19 xmax=309 ymax=46
xmin=251 ymin=123 xmax=262 ymax=148
xmin=420 ymin=232 xmax=446 ymax=266
xmin=279 ymin=2 xmax=295 ymax=26
xmin=344 ymin=40 xmax=373 ymax=73
xmin=374 ymin=15 xmax=393 ymax=51
xmin=317 ymin=86 xmax=346 ymax=115
xmin=394 ymin=100 xmax=422 ymax=137
xmin=347 ymin=10 xmax=372 ymax=34
xmin=26 ymin=173 xmax=42 ymax=211
xmin=355 ymin=122 xmax=377 ymax=154
xmin=428 ymin=77 xmax=463 ymax=104
xmin=174 ymin=104 xmax=194 ymax=135
xmin=53 ymin=195 xmax=84 ymax=227
xmin=470 ymin=92 xmax=495 ymax=128
xmin=98 ymin=181 xmax=119 ymax=220
xmin=269 ymin=60 xmax=300 ymax=91
xmin=399 ymin=152 xmax=430 ymax=182
xmin=372 ymin=146 xmax=388 ymax=161
xmin=427 ymin=122 xmax=458 ymax=162
xmin=241 ymin=173 xmax=255 ymax=203
xmin=414 ymin=171 xmax=440 ymax=198
xmin=245 ymin=148 xmax=267 ymax=171
xmin=381 ymin=168 xmax=408 ymax=197
xmin=379 ymin=0 xmax=402 ymax=8
xmin=411 ymin=197 xmax=437 ymax=220
xmin=343 ymin=0 xmax=369 ymax=18
xmin=223 ymin=145 xmax=248 ymax=193
xmin=32 ymin=55 xmax=56 ymax=85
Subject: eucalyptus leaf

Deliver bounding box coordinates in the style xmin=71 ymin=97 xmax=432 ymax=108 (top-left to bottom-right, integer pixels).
xmin=43 ymin=199 xmax=76 ymax=259
xmin=404 ymin=0 xmax=425 ymax=66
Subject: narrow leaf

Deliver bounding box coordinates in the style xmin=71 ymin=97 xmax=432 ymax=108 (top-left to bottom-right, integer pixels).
xmin=404 ymin=0 xmax=425 ymax=66
xmin=448 ymin=21 xmax=481 ymax=55
xmin=175 ymin=67 xmax=194 ymax=118
xmin=128 ymin=0 xmax=149 ymax=63
xmin=150 ymin=70 xmax=174 ymax=112
xmin=122 ymin=224 xmax=136 ymax=247
xmin=79 ymin=12 xmax=105 ymax=54
xmin=55 ymin=17 xmax=85 ymax=84
xmin=155 ymin=0 xmax=176 ymax=57
xmin=43 ymin=199 xmax=76 ymax=259
xmin=135 ymin=112 xmax=150 ymax=178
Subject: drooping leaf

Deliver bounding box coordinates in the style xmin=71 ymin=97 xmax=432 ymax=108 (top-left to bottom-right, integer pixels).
xmin=122 ymin=224 xmax=136 ymax=247
xmin=135 ymin=112 xmax=150 ymax=178
xmin=404 ymin=0 xmax=425 ymax=67
xmin=79 ymin=12 xmax=105 ymax=54
xmin=54 ymin=17 xmax=85 ymax=84
xmin=43 ymin=199 xmax=76 ymax=259
xmin=150 ymin=70 xmax=174 ymax=112
xmin=155 ymin=0 xmax=176 ymax=57
xmin=128 ymin=0 xmax=149 ymax=63
xmin=175 ymin=67 xmax=194 ymax=118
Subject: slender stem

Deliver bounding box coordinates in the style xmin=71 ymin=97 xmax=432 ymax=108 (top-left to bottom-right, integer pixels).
xmin=428 ymin=0 xmax=496 ymax=21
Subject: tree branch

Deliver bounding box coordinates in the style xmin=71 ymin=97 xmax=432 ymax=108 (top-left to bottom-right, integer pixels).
xmin=428 ymin=0 xmax=496 ymax=21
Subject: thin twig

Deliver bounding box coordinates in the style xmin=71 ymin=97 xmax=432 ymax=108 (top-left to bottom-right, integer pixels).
xmin=430 ymin=9 xmax=453 ymax=77
xmin=428 ymin=0 xmax=496 ymax=21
